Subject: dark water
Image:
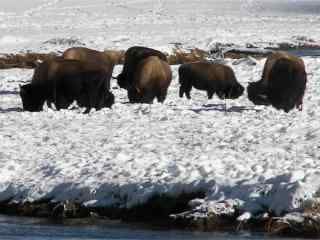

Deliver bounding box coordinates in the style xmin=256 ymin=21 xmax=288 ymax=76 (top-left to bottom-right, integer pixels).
xmin=287 ymin=49 xmax=320 ymax=57
xmin=0 ymin=215 xmax=317 ymax=240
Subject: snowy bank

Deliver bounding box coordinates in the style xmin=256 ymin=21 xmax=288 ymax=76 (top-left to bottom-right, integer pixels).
xmin=1 ymin=56 xmax=320 ymax=234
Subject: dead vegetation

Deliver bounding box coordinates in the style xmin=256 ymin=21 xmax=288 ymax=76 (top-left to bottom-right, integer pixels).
xmin=0 ymin=52 xmax=58 ymax=69
xmin=267 ymin=214 xmax=320 ymax=237
xmin=0 ymin=48 xmax=267 ymax=70
xmin=167 ymin=48 xmax=210 ymax=64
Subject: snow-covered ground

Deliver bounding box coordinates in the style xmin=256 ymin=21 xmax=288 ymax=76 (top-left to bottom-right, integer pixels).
xmin=0 ymin=0 xmax=320 ymax=53
xmin=0 ymin=0 xmax=320 ymax=220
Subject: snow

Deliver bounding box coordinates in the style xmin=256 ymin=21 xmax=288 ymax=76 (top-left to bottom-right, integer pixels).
xmin=0 ymin=0 xmax=320 ymax=218
xmin=0 ymin=0 xmax=320 ymax=53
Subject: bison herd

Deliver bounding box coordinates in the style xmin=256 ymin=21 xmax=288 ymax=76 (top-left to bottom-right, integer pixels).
xmin=19 ymin=46 xmax=307 ymax=113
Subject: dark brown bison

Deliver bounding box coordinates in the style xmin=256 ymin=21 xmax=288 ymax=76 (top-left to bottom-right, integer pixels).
xmin=62 ymin=47 xmax=124 ymax=90
xmin=247 ymin=51 xmax=307 ymax=112
xmin=117 ymin=46 xmax=167 ymax=89
xmin=127 ymin=56 xmax=172 ymax=103
xmin=20 ymin=58 xmax=114 ymax=113
xmin=179 ymin=62 xmax=244 ymax=100
xmin=63 ymin=47 xmax=124 ymax=65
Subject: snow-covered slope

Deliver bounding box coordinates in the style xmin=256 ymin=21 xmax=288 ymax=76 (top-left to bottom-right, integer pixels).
xmin=1 ymin=57 xmax=320 ymax=214
xmin=0 ymin=0 xmax=320 ymax=219
xmin=0 ymin=0 xmax=320 ymax=53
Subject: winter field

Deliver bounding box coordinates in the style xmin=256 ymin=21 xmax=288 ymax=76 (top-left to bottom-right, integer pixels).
xmin=0 ymin=0 xmax=320 ymax=231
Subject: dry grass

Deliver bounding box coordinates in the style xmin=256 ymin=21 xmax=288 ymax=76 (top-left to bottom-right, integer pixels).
xmin=303 ymin=199 xmax=320 ymax=215
xmin=167 ymin=48 xmax=210 ymax=64
xmin=0 ymin=48 xmax=265 ymax=70
xmin=0 ymin=52 xmax=58 ymax=69
xmin=267 ymin=214 xmax=320 ymax=237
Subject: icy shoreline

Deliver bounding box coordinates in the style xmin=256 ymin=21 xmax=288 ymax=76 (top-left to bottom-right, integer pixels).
xmin=0 ymin=190 xmax=319 ymax=236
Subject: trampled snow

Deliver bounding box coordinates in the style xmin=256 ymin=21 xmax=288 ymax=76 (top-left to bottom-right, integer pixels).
xmin=0 ymin=0 xmax=320 ymax=218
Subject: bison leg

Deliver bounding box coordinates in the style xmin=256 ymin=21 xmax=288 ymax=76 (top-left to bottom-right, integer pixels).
xmin=86 ymin=90 xmax=100 ymax=113
xmin=181 ymin=84 xmax=192 ymax=99
xmin=94 ymin=85 xmax=112 ymax=110
xmin=46 ymin=100 xmax=53 ymax=109
xmin=140 ymin=91 xmax=155 ymax=104
xmin=179 ymin=81 xmax=192 ymax=99
xmin=55 ymin=95 xmax=71 ymax=110
xmin=217 ymin=91 xmax=226 ymax=100
xmin=157 ymin=90 xmax=167 ymax=103
xmin=128 ymin=87 xmax=141 ymax=103
xmin=104 ymin=91 xmax=115 ymax=108
xmin=83 ymin=92 xmax=96 ymax=113
xmin=207 ymin=90 xmax=214 ymax=99
xmin=179 ymin=86 xmax=185 ymax=98
xmin=185 ymin=90 xmax=191 ymax=99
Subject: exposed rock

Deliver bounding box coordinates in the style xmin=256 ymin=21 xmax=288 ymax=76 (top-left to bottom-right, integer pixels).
xmin=268 ymin=212 xmax=320 ymax=237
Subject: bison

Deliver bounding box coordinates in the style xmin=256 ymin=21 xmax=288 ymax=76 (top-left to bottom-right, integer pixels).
xmin=20 ymin=58 xmax=114 ymax=113
xmin=117 ymin=46 xmax=167 ymax=89
xmin=62 ymin=47 xmax=124 ymax=90
xmin=247 ymin=51 xmax=307 ymax=112
xmin=127 ymin=56 xmax=172 ymax=103
xmin=178 ymin=62 xmax=244 ymax=100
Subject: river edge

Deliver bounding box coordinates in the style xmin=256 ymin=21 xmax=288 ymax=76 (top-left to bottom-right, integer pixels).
xmin=0 ymin=192 xmax=319 ymax=238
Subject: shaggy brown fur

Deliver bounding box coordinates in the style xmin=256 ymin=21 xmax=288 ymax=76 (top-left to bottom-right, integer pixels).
xmin=0 ymin=52 xmax=57 ymax=69
xmin=247 ymin=51 xmax=307 ymax=112
xmin=167 ymin=48 xmax=209 ymax=65
xmin=62 ymin=47 xmax=124 ymax=89
xmin=127 ymin=56 xmax=172 ymax=103
xmin=179 ymin=62 xmax=244 ymax=100
xmin=117 ymin=46 xmax=167 ymax=89
xmin=63 ymin=47 xmax=124 ymax=65
xmin=20 ymin=58 xmax=114 ymax=112
xmin=103 ymin=49 xmax=125 ymax=64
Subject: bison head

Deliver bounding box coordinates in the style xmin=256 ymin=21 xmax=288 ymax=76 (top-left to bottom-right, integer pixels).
xmin=20 ymin=84 xmax=46 ymax=112
xmin=216 ymin=84 xmax=244 ymax=100
xmin=228 ymin=84 xmax=244 ymax=99
xmin=116 ymin=72 xmax=129 ymax=89
xmin=247 ymin=81 xmax=270 ymax=106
